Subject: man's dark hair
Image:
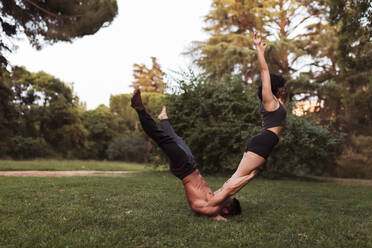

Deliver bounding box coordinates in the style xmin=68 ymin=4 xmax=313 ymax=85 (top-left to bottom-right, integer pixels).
xmin=257 ymin=73 xmax=286 ymax=101
xmin=222 ymin=198 xmax=241 ymax=217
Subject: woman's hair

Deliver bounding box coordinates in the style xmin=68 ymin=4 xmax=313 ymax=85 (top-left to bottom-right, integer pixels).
xmin=257 ymin=73 xmax=286 ymax=101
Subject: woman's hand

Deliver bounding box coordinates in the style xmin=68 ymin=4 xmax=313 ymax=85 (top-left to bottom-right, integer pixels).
xmin=253 ymin=31 xmax=267 ymax=52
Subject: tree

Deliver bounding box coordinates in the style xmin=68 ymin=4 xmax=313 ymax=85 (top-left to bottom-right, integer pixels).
xmin=109 ymin=94 xmax=138 ymax=132
xmin=106 ymin=135 xmax=148 ymax=162
xmin=0 ymin=69 xmax=17 ymax=156
xmin=110 ymin=92 xmax=165 ymax=130
xmin=188 ymin=0 xmax=330 ymax=89
xmin=188 ymin=0 xmax=265 ymax=84
xmin=131 ymin=57 xmax=167 ymax=93
xmin=110 ymin=92 xmax=165 ymax=163
xmin=321 ymin=0 xmax=372 ymax=136
xmin=0 ymin=0 xmax=118 ymax=67
xmin=328 ymin=0 xmax=371 ymax=72
xmin=5 ymin=66 xmax=88 ymax=158
xmin=324 ymin=0 xmax=372 ymax=177
xmin=80 ymin=105 xmax=122 ymax=159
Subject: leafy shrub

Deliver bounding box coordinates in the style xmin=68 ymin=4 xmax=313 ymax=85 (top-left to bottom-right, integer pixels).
xmin=336 ymin=135 xmax=372 ymax=179
xmin=165 ymin=74 xmax=260 ymax=173
xmin=8 ymin=136 xmax=56 ymax=159
xmin=106 ymin=135 xmax=148 ymax=163
xmin=267 ymin=114 xmax=344 ymax=176
xmin=164 ymin=73 xmax=344 ymax=176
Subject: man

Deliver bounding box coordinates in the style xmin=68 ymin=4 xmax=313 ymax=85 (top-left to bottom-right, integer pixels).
xmin=131 ymin=88 xmax=257 ymax=220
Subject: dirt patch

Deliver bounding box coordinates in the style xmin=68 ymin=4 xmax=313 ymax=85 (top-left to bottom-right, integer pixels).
xmin=307 ymin=176 xmax=372 ymax=186
xmin=0 ymin=171 xmax=136 ymax=177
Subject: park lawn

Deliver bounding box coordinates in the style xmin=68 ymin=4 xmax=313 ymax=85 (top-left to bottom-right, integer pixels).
xmin=0 ymin=171 xmax=371 ymax=248
xmin=0 ymin=160 xmax=152 ymax=172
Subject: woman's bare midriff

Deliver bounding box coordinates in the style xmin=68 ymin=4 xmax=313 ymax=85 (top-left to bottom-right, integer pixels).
xmin=267 ymin=126 xmax=283 ymax=138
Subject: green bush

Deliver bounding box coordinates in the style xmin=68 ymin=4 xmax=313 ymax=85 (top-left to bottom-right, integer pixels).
xmin=165 ymin=74 xmax=260 ymax=173
xmin=80 ymin=105 xmax=121 ymax=160
xmin=164 ymin=73 xmax=343 ymax=176
xmin=106 ymin=135 xmax=148 ymax=163
xmin=267 ymin=114 xmax=344 ymax=176
xmin=336 ymin=135 xmax=372 ymax=179
xmin=8 ymin=136 xmax=56 ymax=159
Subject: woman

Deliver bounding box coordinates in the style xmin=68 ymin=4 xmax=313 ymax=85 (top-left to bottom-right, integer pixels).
xmin=204 ymin=31 xmax=287 ymax=205
xmin=231 ymin=31 xmax=286 ymax=178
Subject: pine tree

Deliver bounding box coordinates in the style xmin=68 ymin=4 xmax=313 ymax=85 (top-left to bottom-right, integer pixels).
xmin=326 ymin=0 xmax=372 ymax=135
xmin=188 ymin=0 xmax=330 ymax=88
xmin=0 ymin=0 xmax=118 ymax=67
xmin=131 ymin=57 xmax=166 ymax=93
xmin=188 ymin=0 xmax=265 ymax=84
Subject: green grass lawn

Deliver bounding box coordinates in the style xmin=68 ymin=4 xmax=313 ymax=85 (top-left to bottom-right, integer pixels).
xmin=0 ymin=162 xmax=371 ymax=248
xmin=0 ymin=159 xmax=152 ymax=171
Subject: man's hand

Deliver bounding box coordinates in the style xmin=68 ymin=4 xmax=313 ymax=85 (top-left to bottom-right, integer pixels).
xmin=253 ymin=31 xmax=267 ymax=52
xmin=214 ymin=215 xmax=227 ymax=222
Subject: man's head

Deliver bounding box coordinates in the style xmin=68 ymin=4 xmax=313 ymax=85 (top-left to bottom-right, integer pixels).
xmin=221 ymin=198 xmax=241 ymax=217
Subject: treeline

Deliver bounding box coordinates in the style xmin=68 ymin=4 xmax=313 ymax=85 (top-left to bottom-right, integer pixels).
xmin=0 ymin=0 xmax=371 ymax=178
xmin=0 ymin=66 xmax=345 ymax=177
xmin=0 ymin=66 xmax=164 ymax=162
xmin=0 ymin=64 xmax=369 ymax=177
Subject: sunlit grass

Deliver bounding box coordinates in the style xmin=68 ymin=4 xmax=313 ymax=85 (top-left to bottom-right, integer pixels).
xmin=0 ymin=170 xmax=371 ymax=247
xmin=0 ymin=160 xmax=152 ymax=171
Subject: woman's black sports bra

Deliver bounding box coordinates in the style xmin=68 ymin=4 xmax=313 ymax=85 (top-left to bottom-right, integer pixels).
xmin=260 ymin=102 xmax=287 ymax=130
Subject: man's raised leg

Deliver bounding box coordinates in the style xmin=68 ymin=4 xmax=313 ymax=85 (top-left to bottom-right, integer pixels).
xmin=131 ymin=88 xmax=195 ymax=179
xmin=158 ymin=106 xmax=193 ymax=157
xmin=131 ymin=88 xmax=174 ymax=147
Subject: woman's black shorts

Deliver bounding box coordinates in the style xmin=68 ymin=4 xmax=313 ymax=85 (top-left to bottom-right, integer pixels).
xmin=246 ymin=130 xmax=279 ymax=159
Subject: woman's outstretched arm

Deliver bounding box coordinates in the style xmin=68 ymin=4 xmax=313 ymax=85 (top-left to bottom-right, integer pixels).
xmin=253 ymin=31 xmax=278 ymax=111
xmin=206 ymin=170 xmax=258 ymax=208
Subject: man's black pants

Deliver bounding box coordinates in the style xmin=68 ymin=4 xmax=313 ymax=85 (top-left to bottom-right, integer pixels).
xmin=137 ymin=110 xmax=197 ymax=179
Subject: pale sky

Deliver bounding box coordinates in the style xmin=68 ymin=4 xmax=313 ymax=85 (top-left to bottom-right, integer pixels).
xmin=8 ymin=0 xmax=212 ymax=109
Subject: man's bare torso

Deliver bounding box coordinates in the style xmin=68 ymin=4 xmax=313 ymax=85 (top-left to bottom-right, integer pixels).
xmin=181 ymin=169 xmax=217 ymax=215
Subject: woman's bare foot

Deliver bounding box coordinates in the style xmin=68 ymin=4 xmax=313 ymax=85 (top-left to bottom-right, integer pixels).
xmin=157 ymin=106 xmax=168 ymax=120
xmin=131 ymin=87 xmax=144 ymax=111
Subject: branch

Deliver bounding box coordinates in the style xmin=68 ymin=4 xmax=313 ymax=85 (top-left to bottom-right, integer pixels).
xmin=23 ymin=0 xmax=83 ymax=19
xmin=290 ymin=16 xmax=312 ymax=33
xmin=294 ymin=30 xmax=320 ymax=39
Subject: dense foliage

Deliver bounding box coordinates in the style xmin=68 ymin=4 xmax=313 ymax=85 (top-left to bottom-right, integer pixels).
xmin=0 ymin=67 xmax=164 ymax=162
xmin=106 ymin=136 xmax=148 ymax=163
xmin=0 ymin=66 xmax=86 ymax=159
xmin=188 ymin=0 xmax=330 ymax=91
xmin=165 ymin=74 xmax=343 ymax=175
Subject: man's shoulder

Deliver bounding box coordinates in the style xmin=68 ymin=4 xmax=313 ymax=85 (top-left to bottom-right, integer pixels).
xmin=190 ymin=200 xmax=220 ymax=216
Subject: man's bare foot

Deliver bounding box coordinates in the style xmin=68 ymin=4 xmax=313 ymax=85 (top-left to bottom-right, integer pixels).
xmin=157 ymin=106 xmax=168 ymax=120
xmin=131 ymin=87 xmax=144 ymax=111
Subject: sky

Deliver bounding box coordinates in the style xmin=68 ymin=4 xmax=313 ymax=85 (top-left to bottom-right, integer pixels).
xmin=8 ymin=0 xmax=212 ymax=109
